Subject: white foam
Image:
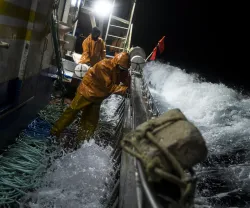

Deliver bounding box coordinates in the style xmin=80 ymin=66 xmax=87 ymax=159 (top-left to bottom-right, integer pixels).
xmin=25 ymin=140 xmax=113 ymax=208
xmin=99 ymin=94 xmax=124 ymax=125
xmin=143 ymin=61 xmax=250 ymax=146
xmin=143 ymin=61 xmax=250 ymax=206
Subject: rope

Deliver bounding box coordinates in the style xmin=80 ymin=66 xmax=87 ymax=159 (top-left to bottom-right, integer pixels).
xmin=121 ymin=125 xmax=196 ymax=207
xmin=0 ymin=138 xmax=53 ymax=206
xmin=0 ymin=100 xmax=65 ymax=206
xmin=38 ymin=101 xmax=66 ymax=125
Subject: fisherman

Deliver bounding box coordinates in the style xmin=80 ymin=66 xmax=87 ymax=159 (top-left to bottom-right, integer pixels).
xmin=51 ymin=52 xmax=131 ymax=142
xmin=78 ymin=27 xmax=106 ymax=67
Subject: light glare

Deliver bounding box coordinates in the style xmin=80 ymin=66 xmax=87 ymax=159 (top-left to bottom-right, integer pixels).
xmin=71 ymin=0 xmax=77 ymax=6
xmin=93 ymin=1 xmax=113 ymax=17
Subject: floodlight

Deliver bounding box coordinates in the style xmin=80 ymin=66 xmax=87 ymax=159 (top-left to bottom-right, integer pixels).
xmin=93 ymin=0 xmax=113 ymax=17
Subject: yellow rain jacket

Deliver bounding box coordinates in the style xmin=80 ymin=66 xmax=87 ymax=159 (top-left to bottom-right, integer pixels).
xmin=51 ymin=53 xmax=130 ymax=142
xmin=79 ymin=35 xmax=106 ymax=66
xmin=77 ymin=55 xmax=129 ymax=102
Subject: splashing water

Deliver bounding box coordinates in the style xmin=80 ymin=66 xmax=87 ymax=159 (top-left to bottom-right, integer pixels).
xmin=143 ymin=61 xmax=250 ymax=207
xmin=24 ymin=140 xmax=113 ymax=208
xmin=100 ymin=94 xmax=124 ymax=126
xmin=20 ymin=95 xmax=122 ymax=208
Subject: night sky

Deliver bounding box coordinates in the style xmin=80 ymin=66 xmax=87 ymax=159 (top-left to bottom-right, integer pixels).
xmin=132 ymin=0 xmax=248 ymax=92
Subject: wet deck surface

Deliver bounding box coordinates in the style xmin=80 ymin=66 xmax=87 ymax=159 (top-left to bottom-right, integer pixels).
xmin=1 ymin=95 xmax=124 ymax=207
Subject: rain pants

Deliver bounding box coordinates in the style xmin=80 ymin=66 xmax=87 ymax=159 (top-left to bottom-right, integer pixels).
xmin=79 ymin=35 xmax=106 ymax=66
xmin=51 ymin=56 xmax=129 ymax=142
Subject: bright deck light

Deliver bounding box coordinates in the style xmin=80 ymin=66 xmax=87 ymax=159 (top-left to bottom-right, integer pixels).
xmin=93 ymin=0 xmax=113 ymax=17
xmin=71 ymin=0 xmax=77 ymax=6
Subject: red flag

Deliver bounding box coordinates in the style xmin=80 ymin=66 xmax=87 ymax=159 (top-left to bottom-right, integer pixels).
xmin=150 ymin=47 xmax=157 ymax=61
xmin=158 ymin=36 xmax=165 ymax=54
xmin=149 ymin=36 xmax=165 ymax=61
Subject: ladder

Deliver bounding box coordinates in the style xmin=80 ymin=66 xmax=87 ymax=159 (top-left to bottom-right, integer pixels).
xmin=105 ymin=0 xmax=136 ymax=53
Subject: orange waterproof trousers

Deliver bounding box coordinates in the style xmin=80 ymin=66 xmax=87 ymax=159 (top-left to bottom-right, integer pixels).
xmin=51 ymin=92 xmax=101 ymax=142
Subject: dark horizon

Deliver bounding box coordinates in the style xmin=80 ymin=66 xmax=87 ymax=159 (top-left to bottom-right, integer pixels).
xmin=132 ymin=0 xmax=248 ymax=93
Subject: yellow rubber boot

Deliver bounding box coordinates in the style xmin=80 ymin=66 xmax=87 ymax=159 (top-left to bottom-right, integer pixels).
xmin=51 ymin=93 xmax=92 ymax=137
xmin=77 ymin=103 xmax=101 ymax=143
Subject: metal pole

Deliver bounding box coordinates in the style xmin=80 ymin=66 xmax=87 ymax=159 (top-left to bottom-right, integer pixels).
xmin=136 ymin=161 xmax=161 ymax=208
xmin=73 ymin=0 xmax=85 ymax=36
xmin=111 ymin=197 xmax=119 ymax=208
xmin=99 ymin=19 xmax=104 ymax=37
xmin=127 ymin=23 xmax=133 ymax=50
xmin=134 ymin=159 xmax=143 ymax=208
xmin=89 ymin=14 xmax=96 ymax=27
xmin=72 ymin=20 xmax=78 ymax=36
xmin=124 ymin=1 xmax=136 ymax=51
xmin=146 ymin=51 xmax=153 ymax=61
xmin=62 ymin=0 xmax=71 ymax=24
xmin=105 ymin=0 xmax=116 ymax=42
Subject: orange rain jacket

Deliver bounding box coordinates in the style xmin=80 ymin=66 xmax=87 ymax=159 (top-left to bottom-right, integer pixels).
xmin=79 ymin=35 xmax=106 ymax=66
xmin=77 ymin=55 xmax=130 ymax=102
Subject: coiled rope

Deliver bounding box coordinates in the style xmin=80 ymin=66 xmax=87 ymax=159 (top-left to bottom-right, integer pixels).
xmin=0 ymin=101 xmax=65 ymax=207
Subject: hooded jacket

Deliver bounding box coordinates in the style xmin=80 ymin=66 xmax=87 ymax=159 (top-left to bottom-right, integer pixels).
xmin=79 ymin=35 xmax=106 ymax=66
xmin=77 ymin=55 xmax=130 ymax=102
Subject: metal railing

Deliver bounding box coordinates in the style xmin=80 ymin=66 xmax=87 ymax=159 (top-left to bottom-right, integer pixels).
xmin=103 ymin=71 xmax=164 ymax=208
xmin=131 ymin=73 xmax=163 ymax=208
xmin=141 ymin=75 xmax=160 ymax=118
